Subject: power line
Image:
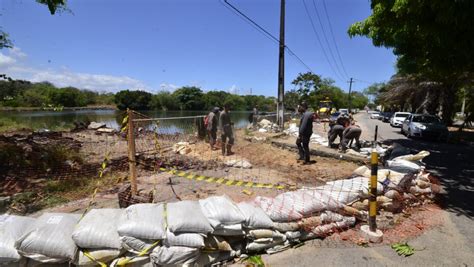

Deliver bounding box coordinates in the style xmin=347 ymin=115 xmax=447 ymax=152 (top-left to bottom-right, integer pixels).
xmin=302 ymin=0 xmax=344 ymax=81
xmin=310 ymin=0 xmax=347 ymax=80
xmin=321 ymin=0 xmax=350 ymax=78
xmin=221 ymin=0 xmax=314 ymax=73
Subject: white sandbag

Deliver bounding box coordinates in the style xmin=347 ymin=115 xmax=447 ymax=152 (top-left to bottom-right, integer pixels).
xmin=15 ymin=213 xmax=80 ymax=263
xmin=387 ymin=159 xmax=421 ymax=173
xmin=203 ymin=236 xmax=233 ymax=251
xmin=353 ymin=166 xmax=405 ymax=184
xmin=0 ymin=215 xmax=36 ymax=264
xmin=75 ymin=249 xmax=121 ymax=266
xmin=393 ymin=150 xmax=430 ymax=162
xmin=164 ymin=230 xmax=205 ymax=248
xmin=247 ymin=230 xmax=286 ymax=241
xmin=322 ymin=177 xmax=368 ymax=204
xmin=150 ymin=246 xmax=200 ymax=266
xmin=272 ymin=222 xmax=300 ymax=232
xmin=212 ymin=224 xmax=245 ymax=236
xmin=167 ymin=200 xmax=213 ymax=234
xmin=409 ymin=186 xmax=432 ymax=195
xmin=72 ymin=209 xmax=122 ymax=249
xmin=194 ymin=251 xmax=236 ymax=266
xmin=246 ymin=239 xmax=285 ymax=252
xmin=199 ymin=196 xmax=245 ymax=228
xmin=237 ymin=202 xmax=273 ymax=229
xmin=117 ymin=203 xmax=166 ymax=240
xmin=254 ymin=196 xmax=302 ymax=222
xmin=120 ymin=236 xmax=156 ymax=255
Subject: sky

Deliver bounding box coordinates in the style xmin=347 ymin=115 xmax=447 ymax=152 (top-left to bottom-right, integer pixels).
xmin=0 ymin=0 xmax=396 ymax=96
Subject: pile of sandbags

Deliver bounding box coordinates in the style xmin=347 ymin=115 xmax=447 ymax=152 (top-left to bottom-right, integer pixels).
xmin=72 ymin=209 xmax=123 ymax=266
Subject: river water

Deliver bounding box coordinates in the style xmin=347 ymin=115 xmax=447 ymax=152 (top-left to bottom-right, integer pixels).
xmin=1 ymin=110 xmax=275 ymax=132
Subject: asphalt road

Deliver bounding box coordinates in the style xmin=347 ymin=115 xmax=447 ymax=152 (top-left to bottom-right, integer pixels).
xmin=263 ymin=112 xmax=474 ymax=266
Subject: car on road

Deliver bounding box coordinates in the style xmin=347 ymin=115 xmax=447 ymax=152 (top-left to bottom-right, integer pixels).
xmin=379 ymin=112 xmax=394 ymax=123
xmin=329 ymin=112 xmax=341 ymax=123
xmin=370 ymin=111 xmax=381 ymax=119
xmin=401 ymin=114 xmax=448 ymax=140
xmin=390 ymin=112 xmax=410 ymax=127
xmin=339 ymin=108 xmax=349 ymax=114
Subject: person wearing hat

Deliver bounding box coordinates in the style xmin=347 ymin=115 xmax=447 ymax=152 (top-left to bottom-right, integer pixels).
xmin=206 ymin=107 xmax=220 ymax=150
xmin=296 ymin=102 xmax=314 ymax=164
xmin=219 ymin=103 xmax=234 ymax=156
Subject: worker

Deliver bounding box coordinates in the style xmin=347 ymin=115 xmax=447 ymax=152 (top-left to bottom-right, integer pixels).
xmin=206 ymin=107 xmax=220 ymax=150
xmin=328 ymin=113 xmax=350 ymax=148
xmin=340 ymin=125 xmax=362 ymax=152
xmin=296 ymin=102 xmax=314 ymax=164
xmin=219 ymin=103 xmax=234 ymax=156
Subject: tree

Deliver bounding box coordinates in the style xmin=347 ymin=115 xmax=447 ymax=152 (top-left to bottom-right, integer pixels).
xmin=284 ymin=90 xmax=300 ymax=110
xmin=150 ymin=91 xmax=178 ymax=111
xmin=114 ymin=90 xmax=152 ymax=110
xmin=223 ymin=94 xmax=246 ymax=111
xmin=172 ymin=87 xmax=204 ymax=110
xmin=291 ymin=72 xmax=322 ymax=99
xmin=203 ymin=91 xmax=230 ymax=110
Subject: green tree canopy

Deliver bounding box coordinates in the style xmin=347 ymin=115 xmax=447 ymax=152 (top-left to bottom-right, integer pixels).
xmin=172 ymin=86 xmax=205 ymax=110
xmin=114 ymin=90 xmax=152 ymax=110
xmin=291 ymin=72 xmax=322 ymax=99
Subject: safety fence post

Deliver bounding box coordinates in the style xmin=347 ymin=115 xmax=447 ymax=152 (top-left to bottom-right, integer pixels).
xmin=127 ymin=109 xmax=137 ymax=195
xmin=369 ymin=125 xmax=378 ymax=231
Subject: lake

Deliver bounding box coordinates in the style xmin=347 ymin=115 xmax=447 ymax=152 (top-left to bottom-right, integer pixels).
xmin=1 ymin=109 xmax=277 ymax=132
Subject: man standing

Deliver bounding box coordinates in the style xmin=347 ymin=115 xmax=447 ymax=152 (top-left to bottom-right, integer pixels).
xmin=296 ymin=102 xmax=314 ymax=164
xmin=219 ymin=104 xmax=234 ymax=156
xmin=206 ymin=107 xmax=220 ymax=150
xmin=252 ymin=105 xmax=259 ymax=128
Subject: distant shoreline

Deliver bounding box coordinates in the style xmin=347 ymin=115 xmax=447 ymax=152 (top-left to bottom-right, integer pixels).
xmin=0 ymin=106 xmax=117 ymax=112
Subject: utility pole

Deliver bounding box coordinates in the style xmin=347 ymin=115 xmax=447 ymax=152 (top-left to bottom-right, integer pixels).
xmin=277 ymin=0 xmax=285 ymax=130
xmin=348 ymin=77 xmax=353 ymax=113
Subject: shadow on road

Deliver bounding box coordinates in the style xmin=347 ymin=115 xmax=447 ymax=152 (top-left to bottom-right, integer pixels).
xmin=383 ymin=138 xmax=474 ymax=219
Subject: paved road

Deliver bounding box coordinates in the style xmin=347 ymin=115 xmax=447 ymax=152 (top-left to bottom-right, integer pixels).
xmin=263 ymin=112 xmax=474 ymax=266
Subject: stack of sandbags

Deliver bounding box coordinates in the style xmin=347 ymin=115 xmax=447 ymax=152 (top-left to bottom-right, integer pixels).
xmin=254 ymin=189 xmax=342 ymax=222
xmin=245 ymin=229 xmax=287 ymax=252
xmin=353 ymin=165 xmax=405 ymax=185
xmin=117 ymin=203 xmax=166 ymax=255
xmin=149 ymin=200 xmax=212 ymax=266
xmin=15 ymin=213 xmax=80 ymax=263
xmin=0 ymin=215 xmax=36 ymax=266
xmin=199 ymin=196 xmax=246 ymax=236
xmin=72 ymin=209 xmax=123 ymax=266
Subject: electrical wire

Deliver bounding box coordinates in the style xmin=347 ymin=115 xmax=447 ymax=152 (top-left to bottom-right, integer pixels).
xmin=221 ymin=0 xmax=314 ymax=73
xmin=310 ymin=0 xmax=347 ymax=80
xmin=321 ymin=0 xmax=350 ymax=79
xmin=302 ymin=0 xmax=344 ymax=82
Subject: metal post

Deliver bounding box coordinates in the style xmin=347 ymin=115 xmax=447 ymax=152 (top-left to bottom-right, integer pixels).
xmin=369 ymin=125 xmax=378 ymax=231
xmin=127 ymin=109 xmax=137 ymax=195
xmin=348 ymin=77 xmax=353 ymax=113
xmin=277 ymin=0 xmax=285 ymax=130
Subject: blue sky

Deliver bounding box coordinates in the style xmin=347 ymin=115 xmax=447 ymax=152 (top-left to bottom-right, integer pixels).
xmin=0 ymin=0 xmax=396 ymax=96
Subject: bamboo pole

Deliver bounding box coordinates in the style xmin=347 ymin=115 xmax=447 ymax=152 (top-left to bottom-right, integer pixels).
xmin=127 ymin=109 xmax=137 ymax=195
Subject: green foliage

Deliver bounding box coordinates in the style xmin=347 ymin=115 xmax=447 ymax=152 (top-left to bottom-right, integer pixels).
xmin=244 ymin=255 xmax=265 ymax=267
xmin=150 ymin=91 xmax=179 ymax=111
xmin=391 ymin=242 xmax=415 ymax=257
xmin=284 ymin=90 xmax=300 ymax=110
xmin=203 ymin=91 xmax=230 ymax=110
xmin=223 ymin=94 xmax=246 ymax=110
xmin=36 ymin=0 xmax=68 ymax=15
xmin=292 ymin=72 xmax=323 ymax=98
xmin=172 ymin=86 xmax=205 ymax=110
xmin=0 ymin=117 xmax=31 ymax=132
xmin=114 ymin=90 xmax=152 ymax=110
xmin=0 ymin=30 xmax=13 ymax=49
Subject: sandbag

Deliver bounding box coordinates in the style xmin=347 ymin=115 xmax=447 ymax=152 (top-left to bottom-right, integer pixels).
xmin=164 ymin=230 xmax=205 ymax=248
xmin=0 ymin=215 xmax=36 ymax=264
xmin=194 ymin=251 xmax=236 ymax=266
xmin=203 ymin=236 xmax=233 ymax=251
xmin=254 ymin=196 xmax=302 ymax=222
xmin=246 ymin=239 xmax=285 ymax=252
xmin=110 ymin=255 xmax=153 ymax=267
xmin=393 ymin=150 xmax=430 ymax=162
xmin=72 ymin=209 xmax=122 ymax=249
xmin=167 ymin=201 xmax=213 ymax=234
xmin=75 ymin=249 xmax=121 ymax=266
xmin=353 ymin=166 xmax=405 ymax=184
xmin=386 ymin=159 xmax=421 ymax=173
xmin=272 ymin=222 xmax=300 ymax=232
xmin=199 ymin=196 xmax=245 ymax=228
xmin=120 ymin=236 xmax=156 ymax=255
xmin=15 ymin=213 xmax=80 ymax=263
xmin=212 ymin=224 xmax=245 ymax=236
xmin=150 ymin=246 xmax=200 ymax=266
xmin=117 ymin=203 xmax=166 ymax=240
xmin=321 ymin=177 xmax=367 ymax=204
xmin=237 ymin=202 xmax=273 ymax=229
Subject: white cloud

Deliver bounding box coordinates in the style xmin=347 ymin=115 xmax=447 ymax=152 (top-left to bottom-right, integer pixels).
xmin=0 ymin=47 xmax=149 ymax=92
xmin=9 ymin=47 xmax=27 ymax=59
xmin=0 ymin=53 xmax=16 ymax=67
xmin=159 ymin=83 xmax=179 ymax=92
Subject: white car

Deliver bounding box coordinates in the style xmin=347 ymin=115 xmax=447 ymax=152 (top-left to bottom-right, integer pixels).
xmin=390 ymin=112 xmax=411 ymax=127
xmin=370 ymin=112 xmax=380 ymax=119
xmin=339 ymin=108 xmax=349 ymax=114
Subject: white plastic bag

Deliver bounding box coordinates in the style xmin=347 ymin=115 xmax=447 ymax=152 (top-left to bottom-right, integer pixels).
xmin=199 ymin=196 xmax=245 ymax=228
xmin=72 ymin=209 xmax=122 ymax=249
xmin=150 ymin=246 xmax=200 ymax=266
xmin=0 ymin=215 xmax=36 ymax=264
xmin=167 ymin=201 xmax=213 ymax=234
xmin=237 ymin=202 xmax=274 ymax=229
xmin=15 ymin=213 xmax=80 ymax=263
xmin=117 ymin=203 xmax=166 ymax=240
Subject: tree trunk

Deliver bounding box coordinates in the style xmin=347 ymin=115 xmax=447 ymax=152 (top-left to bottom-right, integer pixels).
xmin=441 ymin=84 xmax=457 ymax=125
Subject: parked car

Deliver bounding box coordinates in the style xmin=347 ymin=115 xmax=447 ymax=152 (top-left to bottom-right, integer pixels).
xmin=380 ymin=112 xmax=394 ymax=123
xmin=370 ymin=112 xmax=381 ymax=119
xmin=390 ymin=112 xmax=410 ymax=127
xmin=339 ymin=108 xmax=349 ymax=114
xmin=401 ymin=114 xmax=448 ymax=140
xmin=329 ymin=112 xmax=341 ymax=123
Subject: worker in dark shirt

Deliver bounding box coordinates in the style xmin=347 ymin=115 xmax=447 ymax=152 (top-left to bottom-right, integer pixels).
xmin=219 ymin=104 xmax=234 ymax=156
xmin=296 ymin=102 xmax=314 ymax=164
xmin=206 ymin=107 xmax=220 ymax=150
xmin=340 ymin=125 xmax=362 ymax=152
xmin=328 ymin=113 xmax=350 ymax=148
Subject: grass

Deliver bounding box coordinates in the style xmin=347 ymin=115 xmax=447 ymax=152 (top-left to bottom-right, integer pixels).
xmin=0 ymin=117 xmax=31 ymax=132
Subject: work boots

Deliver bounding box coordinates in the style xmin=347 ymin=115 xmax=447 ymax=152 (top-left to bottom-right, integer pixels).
xmin=222 ymin=144 xmax=234 ymax=156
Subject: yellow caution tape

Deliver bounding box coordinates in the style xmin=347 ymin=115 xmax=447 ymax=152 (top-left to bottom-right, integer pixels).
xmin=82 ymin=250 xmax=107 ymax=267
xmin=158 ymin=167 xmax=296 ymax=191
xmin=116 ymin=240 xmax=161 ymax=266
